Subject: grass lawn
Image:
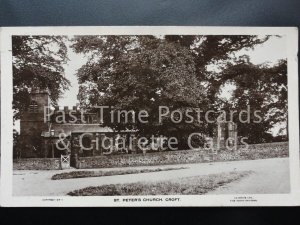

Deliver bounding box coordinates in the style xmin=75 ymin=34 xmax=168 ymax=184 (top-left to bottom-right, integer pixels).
xmin=52 ymin=167 xmax=188 ymax=180
xmin=68 ymin=171 xmax=252 ymax=196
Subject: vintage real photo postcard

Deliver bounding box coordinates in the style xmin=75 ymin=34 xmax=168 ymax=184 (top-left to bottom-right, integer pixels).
xmin=0 ymin=26 xmax=299 ymax=206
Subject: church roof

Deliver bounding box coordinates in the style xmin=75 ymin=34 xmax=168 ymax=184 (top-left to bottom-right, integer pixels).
xmin=41 ymin=124 xmax=115 ymax=137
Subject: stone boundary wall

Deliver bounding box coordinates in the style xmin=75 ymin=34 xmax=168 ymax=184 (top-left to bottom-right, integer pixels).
xmin=13 ymin=158 xmax=61 ymax=170
xmin=13 ymin=142 xmax=288 ymax=170
xmin=78 ymin=142 xmax=288 ymax=169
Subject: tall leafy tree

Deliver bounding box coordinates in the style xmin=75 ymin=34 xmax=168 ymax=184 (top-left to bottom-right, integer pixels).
xmin=72 ymin=35 xmax=287 ymax=147
xmin=166 ymin=35 xmax=287 ymax=142
xmin=13 ymin=36 xmax=70 ymax=120
xmin=72 ymin=36 xmax=209 ymax=148
xmin=215 ymin=59 xmax=287 ymax=143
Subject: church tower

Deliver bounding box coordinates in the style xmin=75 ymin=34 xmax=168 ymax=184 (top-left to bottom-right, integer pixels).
xmin=20 ymin=88 xmax=50 ymax=157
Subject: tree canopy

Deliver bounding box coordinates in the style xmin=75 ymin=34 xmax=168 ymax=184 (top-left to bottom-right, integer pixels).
xmin=12 ymin=36 xmax=70 ymax=120
xmin=71 ymin=35 xmax=287 ymax=146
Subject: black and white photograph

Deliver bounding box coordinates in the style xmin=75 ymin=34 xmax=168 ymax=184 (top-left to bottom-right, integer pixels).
xmin=1 ymin=27 xmax=299 ymax=206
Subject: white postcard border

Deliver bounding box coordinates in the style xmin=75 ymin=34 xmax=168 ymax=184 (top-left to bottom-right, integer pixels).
xmin=1 ymin=26 xmax=299 ymax=206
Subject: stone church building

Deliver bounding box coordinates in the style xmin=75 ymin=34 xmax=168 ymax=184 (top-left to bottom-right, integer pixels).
xmin=20 ymin=89 xmax=136 ymax=159
xmin=19 ymin=89 xmax=237 ymax=161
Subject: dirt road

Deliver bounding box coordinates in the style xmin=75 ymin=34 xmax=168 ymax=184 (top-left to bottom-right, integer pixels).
xmin=13 ymin=157 xmax=290 ymax=196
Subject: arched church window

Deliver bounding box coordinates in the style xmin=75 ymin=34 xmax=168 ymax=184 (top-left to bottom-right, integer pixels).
xmin=29 ymin=101 xmax=39 ymax=113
